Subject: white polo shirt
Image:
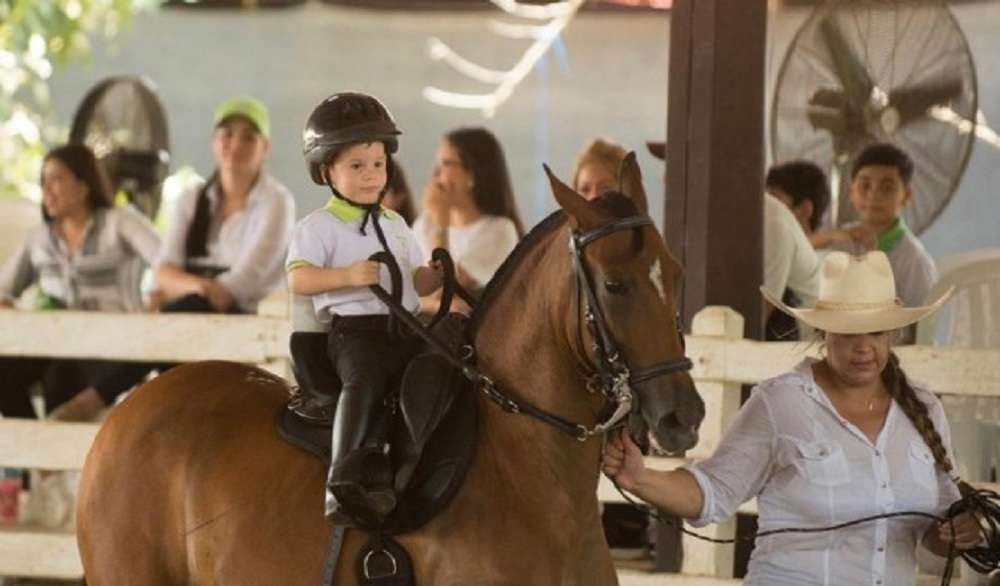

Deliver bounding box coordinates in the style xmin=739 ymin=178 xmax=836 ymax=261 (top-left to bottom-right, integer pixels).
xmin=286 ymin=197 xmax=424 ymax=321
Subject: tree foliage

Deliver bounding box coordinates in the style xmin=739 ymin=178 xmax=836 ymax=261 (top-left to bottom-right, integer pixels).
xmin=0 ymin=0 xmax=158 ymax=200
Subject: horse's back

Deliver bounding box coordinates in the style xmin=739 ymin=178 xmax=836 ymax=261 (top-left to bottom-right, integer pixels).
xmin=77 ymin=361 xmax=333 ymax=585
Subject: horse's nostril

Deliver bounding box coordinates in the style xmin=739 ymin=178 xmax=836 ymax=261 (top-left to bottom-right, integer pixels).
xmin=658 ymin=413 xmax=682 ymax=438
xmin=677 ymin=403 xmax=704 ymax=427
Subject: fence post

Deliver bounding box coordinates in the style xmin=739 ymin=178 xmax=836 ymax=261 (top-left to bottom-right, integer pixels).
xmin=256 ymin=289 xmax=292 ymax=380
xmin=681 ymin=305 xmax=744 ymax=578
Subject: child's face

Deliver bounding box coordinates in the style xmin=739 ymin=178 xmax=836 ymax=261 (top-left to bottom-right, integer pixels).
xmin=574 ymin=161 xmax=617 ymax=202
xmin=325 ymin=142 xmax=387 ymax=204
xmin=848 ymin=164 xmax=911 ymax=230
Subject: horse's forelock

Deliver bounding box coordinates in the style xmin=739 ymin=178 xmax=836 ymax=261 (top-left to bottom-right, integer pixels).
xmin=592 ymin=191 xmax=640 ymax=219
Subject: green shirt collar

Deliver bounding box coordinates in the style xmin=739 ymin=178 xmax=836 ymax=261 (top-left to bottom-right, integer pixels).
xmin=323 ymin=196 xmax=398 ymax=223
xmin=877 ymin=217 xmax=907 ymax=254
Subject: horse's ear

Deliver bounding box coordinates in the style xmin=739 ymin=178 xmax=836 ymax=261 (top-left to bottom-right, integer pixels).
xmin=543 ymin=163 xmax=603 ymax=228
xmin=618 ymin=151 xmax=649 ymax=214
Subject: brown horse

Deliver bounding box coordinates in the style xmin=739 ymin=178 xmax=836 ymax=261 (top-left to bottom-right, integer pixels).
xmin=76 ymin=155 xmax=704 ymax=585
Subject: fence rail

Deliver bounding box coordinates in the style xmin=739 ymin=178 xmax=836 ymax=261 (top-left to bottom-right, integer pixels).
xmin=1 ymin=305 xmax=998 ymax=583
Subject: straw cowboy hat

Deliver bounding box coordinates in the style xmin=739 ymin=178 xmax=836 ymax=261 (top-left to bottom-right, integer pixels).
xmin=762 ymin=251 xmax=952 ymax=334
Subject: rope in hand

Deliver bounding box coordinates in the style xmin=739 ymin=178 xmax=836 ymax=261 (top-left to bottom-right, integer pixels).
xmin=611 ymin=478 xmax=1000 ymax=586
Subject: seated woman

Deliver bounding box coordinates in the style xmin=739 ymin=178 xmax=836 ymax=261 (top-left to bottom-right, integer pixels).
xmin=153 ymin=96 xmax=295 ymax=314
xmin=604 ymin=251 xmax=983 ymax=585
xmin=0 ymin=144 xmax=160 ymax=420
xmin=413 ymin=127 xmax=524 ymax=309
xmin=54 ymin=96 xmax=296 ymax=419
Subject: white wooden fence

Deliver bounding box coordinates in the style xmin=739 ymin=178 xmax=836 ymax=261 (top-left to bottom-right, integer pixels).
xmin=1 ymin=305 xmax=998 ymax=584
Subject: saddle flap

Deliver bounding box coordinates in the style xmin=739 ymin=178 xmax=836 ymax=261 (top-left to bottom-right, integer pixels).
xmin=277 ymin=312 xmax=477 ymax=534
xmin=400 ymin=354 xmax=460 ymax=451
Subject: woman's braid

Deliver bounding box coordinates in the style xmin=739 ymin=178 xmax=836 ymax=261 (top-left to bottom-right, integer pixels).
xmin=882 ymin=351 xmax=953 ymax=473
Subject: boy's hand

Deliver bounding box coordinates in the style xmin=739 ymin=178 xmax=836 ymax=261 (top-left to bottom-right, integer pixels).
xmin=845 ymin=225 xmax=878 ymax=250
xmin=346 ymin=260 xmax=381 ymax=287
xmin=428 ymin=259 xmax=444 ymax=287
xmin=414 ymin=261 xmax=444 ymax=296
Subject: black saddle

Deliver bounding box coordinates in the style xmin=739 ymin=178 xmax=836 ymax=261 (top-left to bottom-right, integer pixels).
xmin=277 ymin=315 xmax=477 ymax=534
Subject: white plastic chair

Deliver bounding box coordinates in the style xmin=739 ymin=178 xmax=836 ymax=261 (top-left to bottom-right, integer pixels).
xmin=917 ymin=248 xmax=1000 ymax=350
xmin=915 ymin=249 xmax=1000 ymax=585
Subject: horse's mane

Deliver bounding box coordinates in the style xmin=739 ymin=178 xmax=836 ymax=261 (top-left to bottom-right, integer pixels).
xmin=468 ymin=191 xmax=641 ymax=338
xmin=468 ymin=210 xmax=567 ymax=337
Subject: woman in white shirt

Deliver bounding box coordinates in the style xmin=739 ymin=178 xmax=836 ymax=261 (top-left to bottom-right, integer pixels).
xmin=51 ymin=97 xmax=295 ymax=420
xmin=603 ymin=251 xmax=982 ymax=586
xmin=414 ymin=127 xmax=523 ymax=305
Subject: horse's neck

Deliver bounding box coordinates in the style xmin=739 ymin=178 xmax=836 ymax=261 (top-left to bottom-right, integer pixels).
xmin=470 ymin=230 xmax=606 ymax=507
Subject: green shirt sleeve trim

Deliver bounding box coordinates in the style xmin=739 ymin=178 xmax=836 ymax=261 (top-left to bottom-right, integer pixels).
xmin=286 ymin=260 xmax=313 ymax=272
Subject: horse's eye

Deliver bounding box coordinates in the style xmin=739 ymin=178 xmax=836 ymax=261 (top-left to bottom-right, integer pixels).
xmin=604 ymin=280 xmax=628 ymax=295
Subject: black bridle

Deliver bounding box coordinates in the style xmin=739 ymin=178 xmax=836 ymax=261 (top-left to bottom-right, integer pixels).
xmin=474 ymin=214 xmax=693 ymax=441
xmin=368 ymin=214 xmax=694 ymax=442
xmin=564 ymin=214 xmax=694 ymax=438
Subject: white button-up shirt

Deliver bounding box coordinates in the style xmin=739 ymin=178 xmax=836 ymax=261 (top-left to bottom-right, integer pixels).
xmin=686 ymin=359 xmax=960 ymax=586
xmin=157 ymin=173 xmax=295 ymax=312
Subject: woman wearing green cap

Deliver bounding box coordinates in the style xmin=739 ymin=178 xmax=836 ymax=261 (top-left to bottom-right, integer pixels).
xmin=51 ymin=96 xmax=296 ymax=420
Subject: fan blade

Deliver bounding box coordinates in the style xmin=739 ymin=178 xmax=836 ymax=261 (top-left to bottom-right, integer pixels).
xmin=889 ymin=78 xmax=963 ymax=129
xmin=809 ymin=88 xmax=847 ymax=110
xmin=817 ymin=15 xmax=874 ymax=111
xmin=807 ymin=105 xmax=848 ymax=136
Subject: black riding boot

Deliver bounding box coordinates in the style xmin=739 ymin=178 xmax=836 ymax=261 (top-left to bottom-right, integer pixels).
xmin=289 ymin=332 xmax=341 ymax=423
xmin=325 ymin=388 xmax=395 ymax=524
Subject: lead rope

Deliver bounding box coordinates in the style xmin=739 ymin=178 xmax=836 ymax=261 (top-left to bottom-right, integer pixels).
xmin=610 ymin=476 xmax=1000 ymax=585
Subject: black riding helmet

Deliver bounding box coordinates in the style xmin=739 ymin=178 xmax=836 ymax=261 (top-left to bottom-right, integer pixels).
xmin=303 ymin=92 xmax=402 ymax=186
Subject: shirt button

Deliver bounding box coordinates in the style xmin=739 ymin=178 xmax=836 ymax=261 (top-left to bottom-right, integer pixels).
xmin=875 ymin=450 xmax=881 ymax=456
xmin=877 ymin=546 xmax=885 ymax=552
xmin=881 ymin=482 xmax=888 ymax=489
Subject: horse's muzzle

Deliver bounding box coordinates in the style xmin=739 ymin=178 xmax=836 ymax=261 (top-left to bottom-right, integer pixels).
xmin=649 ymin=384 xmax=705 ymax=454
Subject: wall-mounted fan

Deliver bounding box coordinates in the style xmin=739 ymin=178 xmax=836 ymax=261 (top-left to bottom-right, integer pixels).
xmin=770 ymin=0 xmax=977 ymax=235
xmin=69 ymin=76 xmax=171 ymax=219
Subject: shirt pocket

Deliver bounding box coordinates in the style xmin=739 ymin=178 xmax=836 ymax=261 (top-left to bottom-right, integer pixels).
xmin=796 ymin=440 xmax=851 ymax=487
xmin=906 ymin=440 xmax=939 ymax=492
xmin=74 ymin=249 xmax=126 ymax=288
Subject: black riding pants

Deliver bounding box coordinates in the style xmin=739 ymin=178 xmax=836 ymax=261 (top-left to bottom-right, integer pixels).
xmin=327 ymin=315 xmax=421 ymax=457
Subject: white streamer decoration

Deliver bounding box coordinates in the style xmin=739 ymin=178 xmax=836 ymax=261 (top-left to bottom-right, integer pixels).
xmin=423 ymin=0 xmax=585 ymax=118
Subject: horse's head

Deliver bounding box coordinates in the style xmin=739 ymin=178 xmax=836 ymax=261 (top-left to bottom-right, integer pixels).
xmin=545 ymin=153 xmax=704 ymax=453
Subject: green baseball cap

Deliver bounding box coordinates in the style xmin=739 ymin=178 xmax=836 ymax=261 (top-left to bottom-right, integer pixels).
xmin=214 ymin=96 xmax=270 ymax=138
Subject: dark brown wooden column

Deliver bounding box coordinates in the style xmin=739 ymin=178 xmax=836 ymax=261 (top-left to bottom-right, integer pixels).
xmin=665 ymin=0 xmax=768 ymax=341
xmin=654 ymin=0 xmax=768 ymax=575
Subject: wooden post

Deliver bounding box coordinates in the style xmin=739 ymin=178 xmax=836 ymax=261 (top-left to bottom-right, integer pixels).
xmin=680 ymin=306 xmax=744 ymax=578
xmin=664 ymin=0 xmax=768 ymax=341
